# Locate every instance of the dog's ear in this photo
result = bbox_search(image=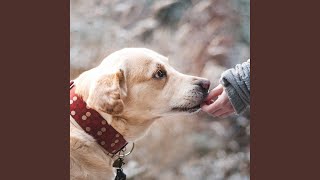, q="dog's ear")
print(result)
[86,69,127,115]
